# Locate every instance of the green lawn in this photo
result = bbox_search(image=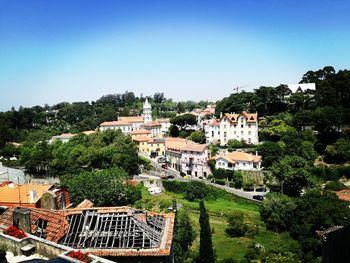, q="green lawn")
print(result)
[138,187,294,261]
